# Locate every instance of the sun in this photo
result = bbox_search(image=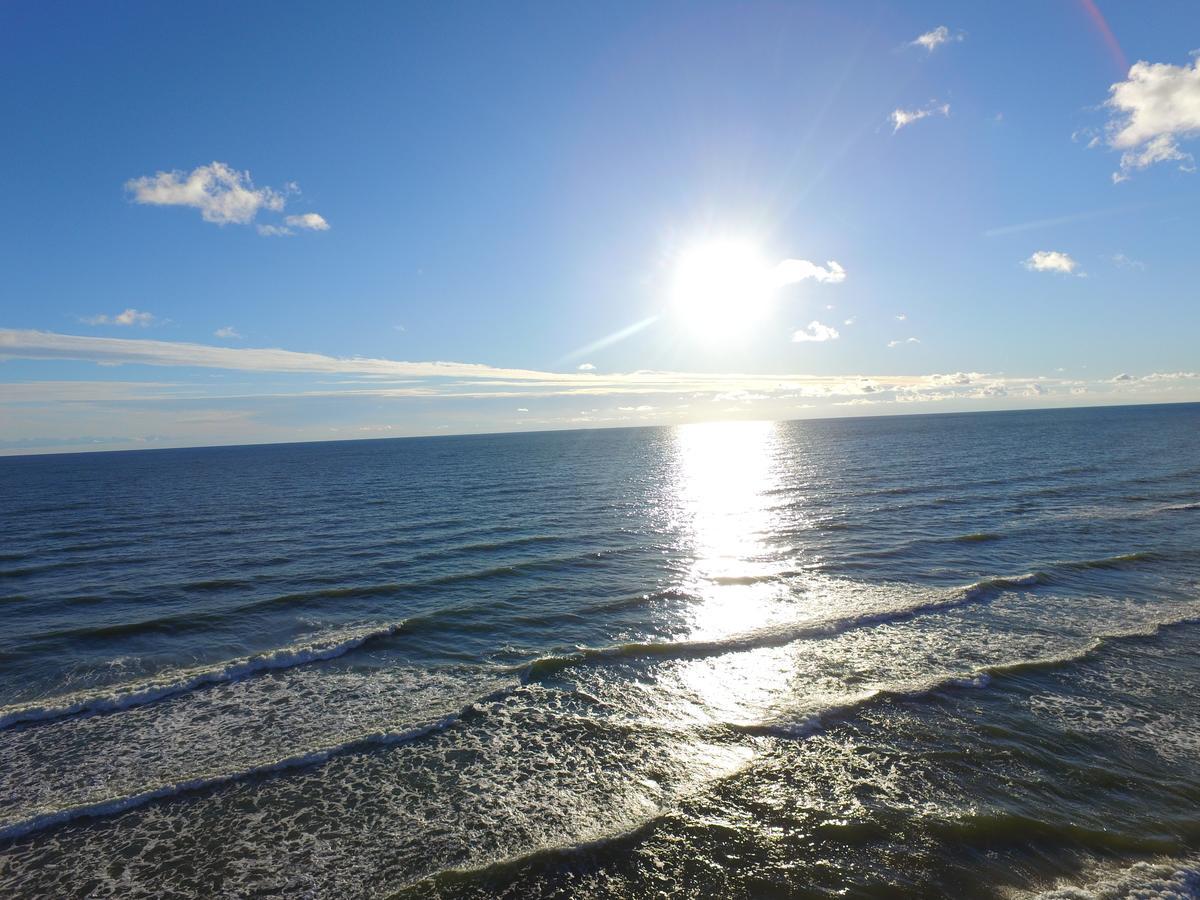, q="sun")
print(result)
[671,239,776,340]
